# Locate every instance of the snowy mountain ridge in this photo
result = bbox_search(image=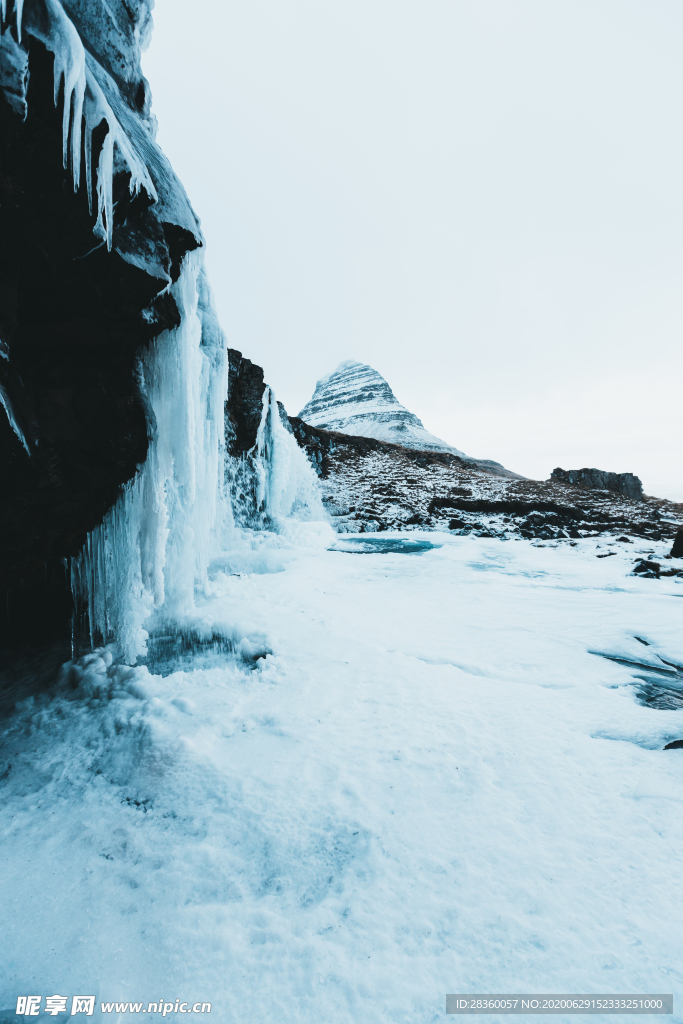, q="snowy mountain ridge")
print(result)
[298,359,467,456]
